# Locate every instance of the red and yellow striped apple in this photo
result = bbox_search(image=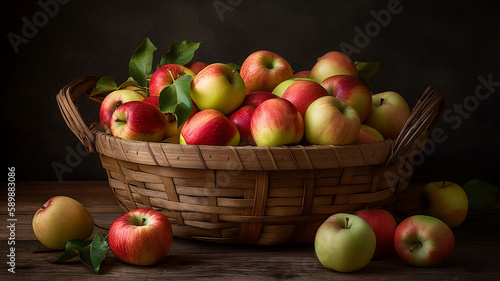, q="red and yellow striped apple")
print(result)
[293,70,310,78]
[185,61,208,74]
[180,109,240,146]
[241,91,277,108]
[271,77,315,97]
[282,80,329,117]
[365,91,411,140]
[355,124,385,144]
[99,89,145,127]
[308,51,358,82]
[240,50,293,93]
[250,98,304,146]
[149,64,196,97]
[229,105,256,146]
